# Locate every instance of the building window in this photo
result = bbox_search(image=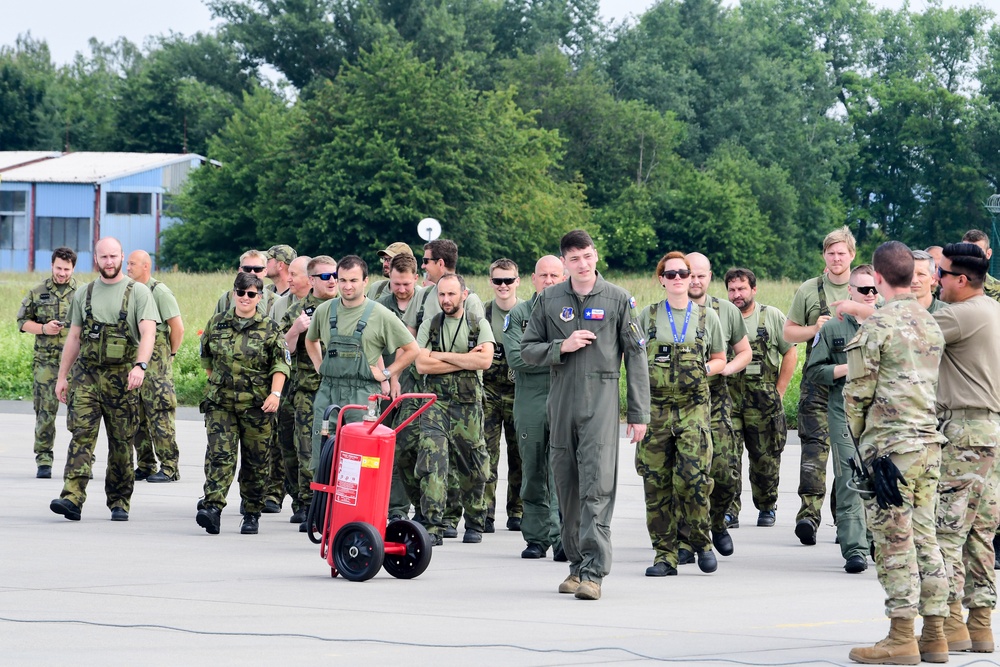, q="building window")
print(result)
[0,190,27,213]
[106,192,152,215]
[37,217,90,252]
[162,193,180,217]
